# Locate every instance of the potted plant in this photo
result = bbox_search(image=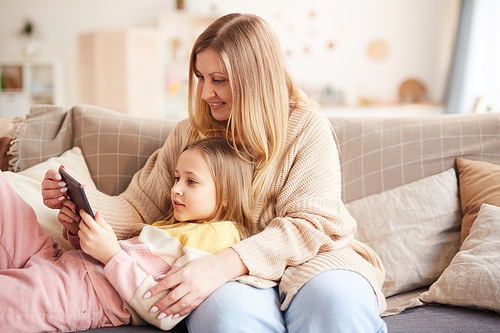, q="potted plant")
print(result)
[18,18,40,58]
